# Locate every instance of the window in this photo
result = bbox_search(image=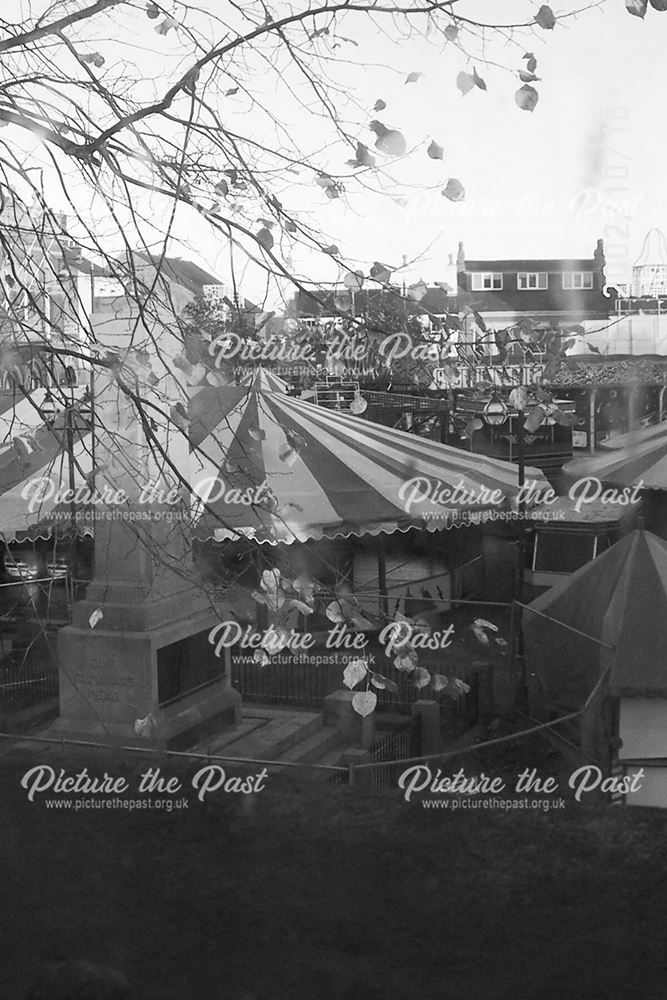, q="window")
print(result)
[562,271,593,290]
[517,272,548,290]
[471,272,503,291]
